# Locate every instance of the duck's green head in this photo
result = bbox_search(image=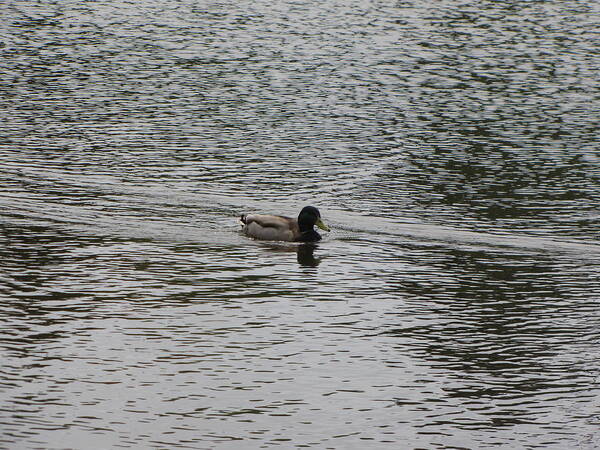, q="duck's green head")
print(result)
[298,206,330,233]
